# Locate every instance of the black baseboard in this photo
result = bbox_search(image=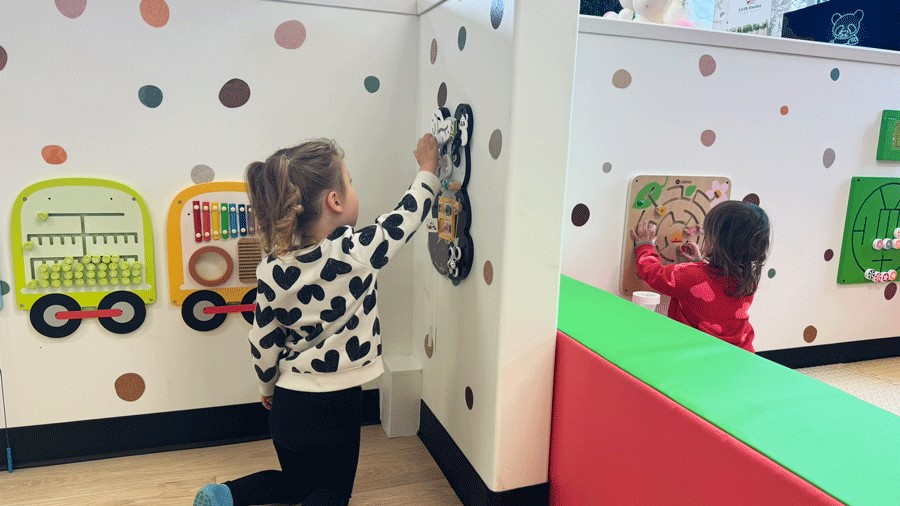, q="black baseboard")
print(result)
[4,389,380,469]
[418,401,549,506]
[758,336,900,369]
